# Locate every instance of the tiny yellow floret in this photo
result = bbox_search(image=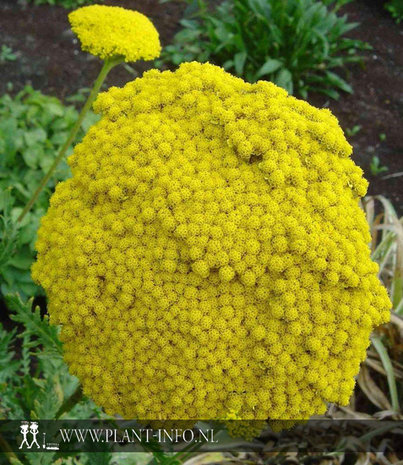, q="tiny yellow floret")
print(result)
[68,5,161,62]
